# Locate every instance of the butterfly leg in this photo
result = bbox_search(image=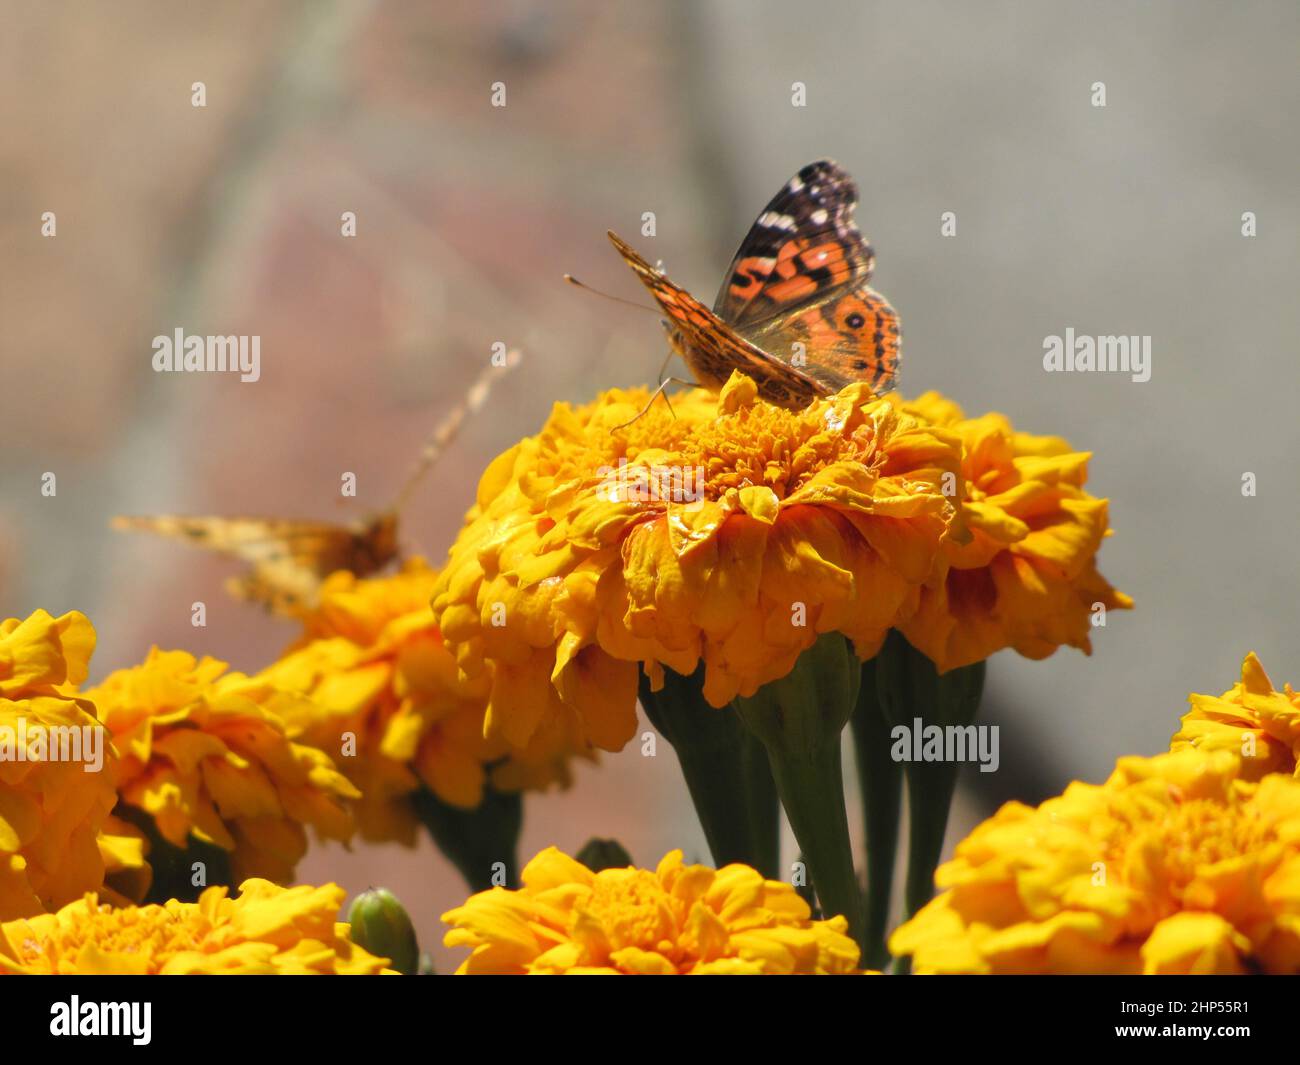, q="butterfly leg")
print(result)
[611,375,695,433]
